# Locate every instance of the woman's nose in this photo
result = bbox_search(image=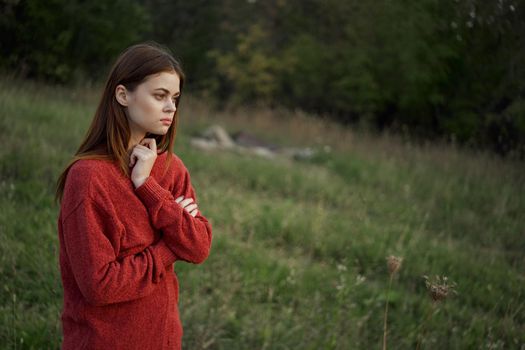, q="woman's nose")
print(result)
[165,100,176,112]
